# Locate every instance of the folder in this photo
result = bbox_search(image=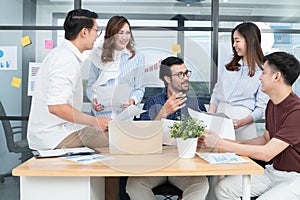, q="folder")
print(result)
[32,147,99,158]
